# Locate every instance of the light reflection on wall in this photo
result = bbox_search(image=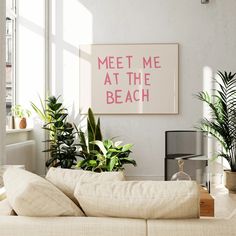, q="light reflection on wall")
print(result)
[51,0,93,126]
